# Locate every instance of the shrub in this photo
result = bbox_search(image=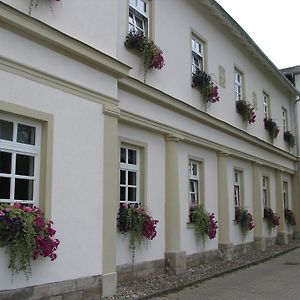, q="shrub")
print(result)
[236,100,256,124]
[263,207,280,232]
[0,203,59,279]
[234,206,254,238]
[264,118,279,139]
[284,208,296,226]
[117,204,158,263]
[189,204,218,244]
[192,70,220,104]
